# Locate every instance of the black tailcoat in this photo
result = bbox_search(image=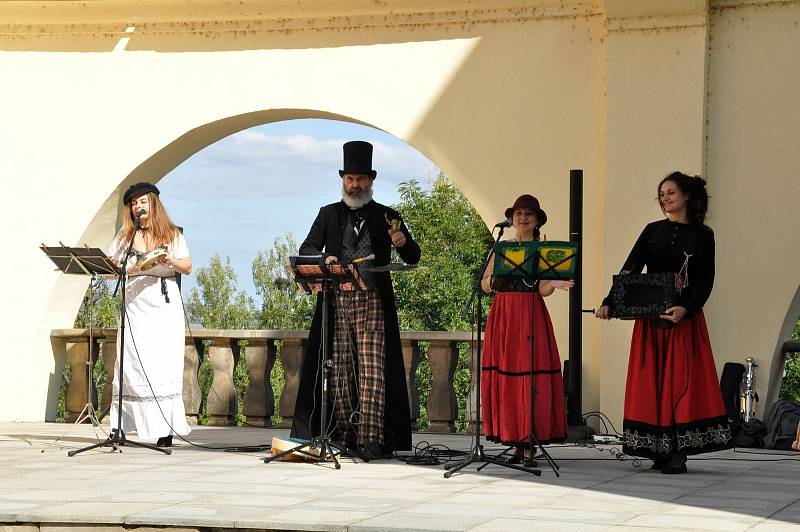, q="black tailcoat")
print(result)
[290,200,421,451]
